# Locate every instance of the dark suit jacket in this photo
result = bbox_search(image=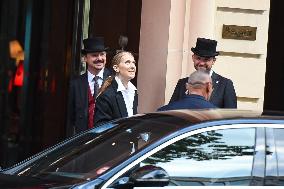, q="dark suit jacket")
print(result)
[94,79,138,127]
[158,94,216,111]
[66,68,111,137]
[170,72,237,108]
